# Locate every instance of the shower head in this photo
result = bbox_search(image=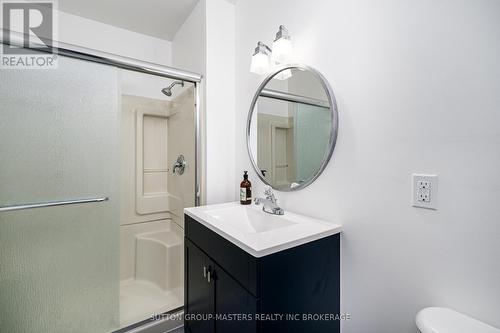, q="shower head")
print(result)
[161,81,184,97]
